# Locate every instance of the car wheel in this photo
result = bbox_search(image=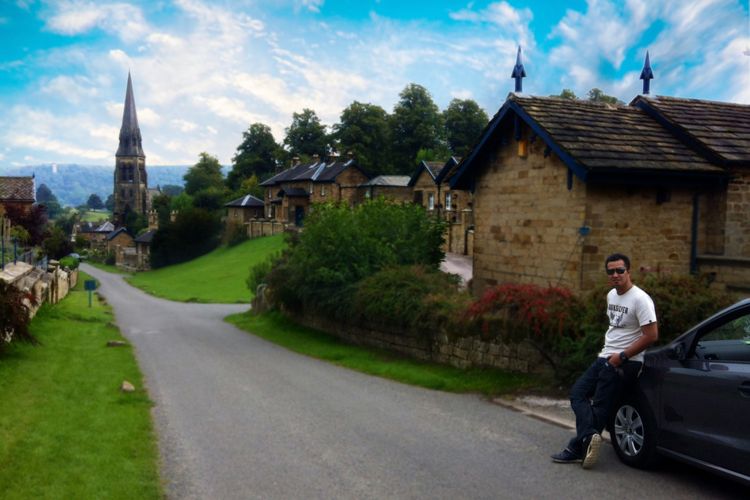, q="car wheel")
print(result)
[610,396,658,468]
